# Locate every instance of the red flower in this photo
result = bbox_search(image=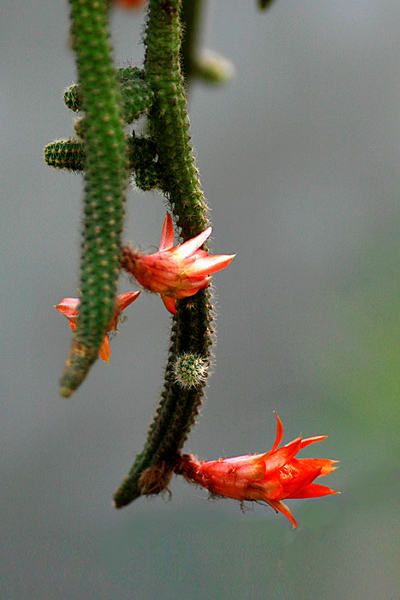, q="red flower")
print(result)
[121,213,235,314]
[55,291,140,364]
[178,414,338,528]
